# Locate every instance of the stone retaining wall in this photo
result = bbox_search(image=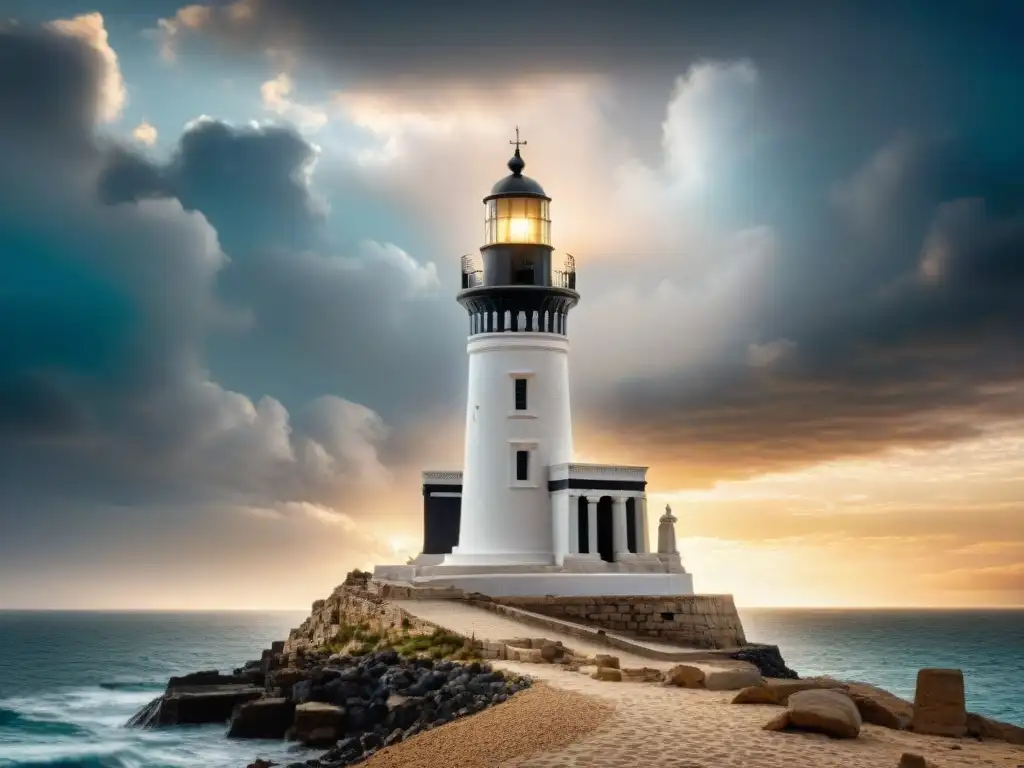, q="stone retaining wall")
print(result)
[490,594,746,649]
